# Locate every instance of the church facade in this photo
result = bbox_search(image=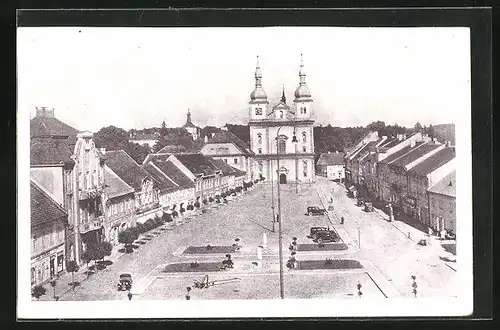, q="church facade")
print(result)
[248,55,315,184]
